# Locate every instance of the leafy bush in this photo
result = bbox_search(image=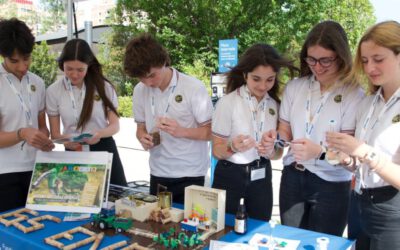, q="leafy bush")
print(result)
[30,41,58,87]
[118,96,133,118]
